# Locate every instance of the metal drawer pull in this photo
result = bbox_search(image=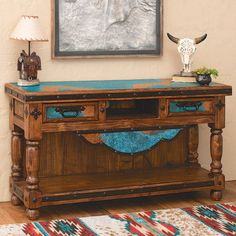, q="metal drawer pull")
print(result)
[55,106,86,118]
[176,101,202,112]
